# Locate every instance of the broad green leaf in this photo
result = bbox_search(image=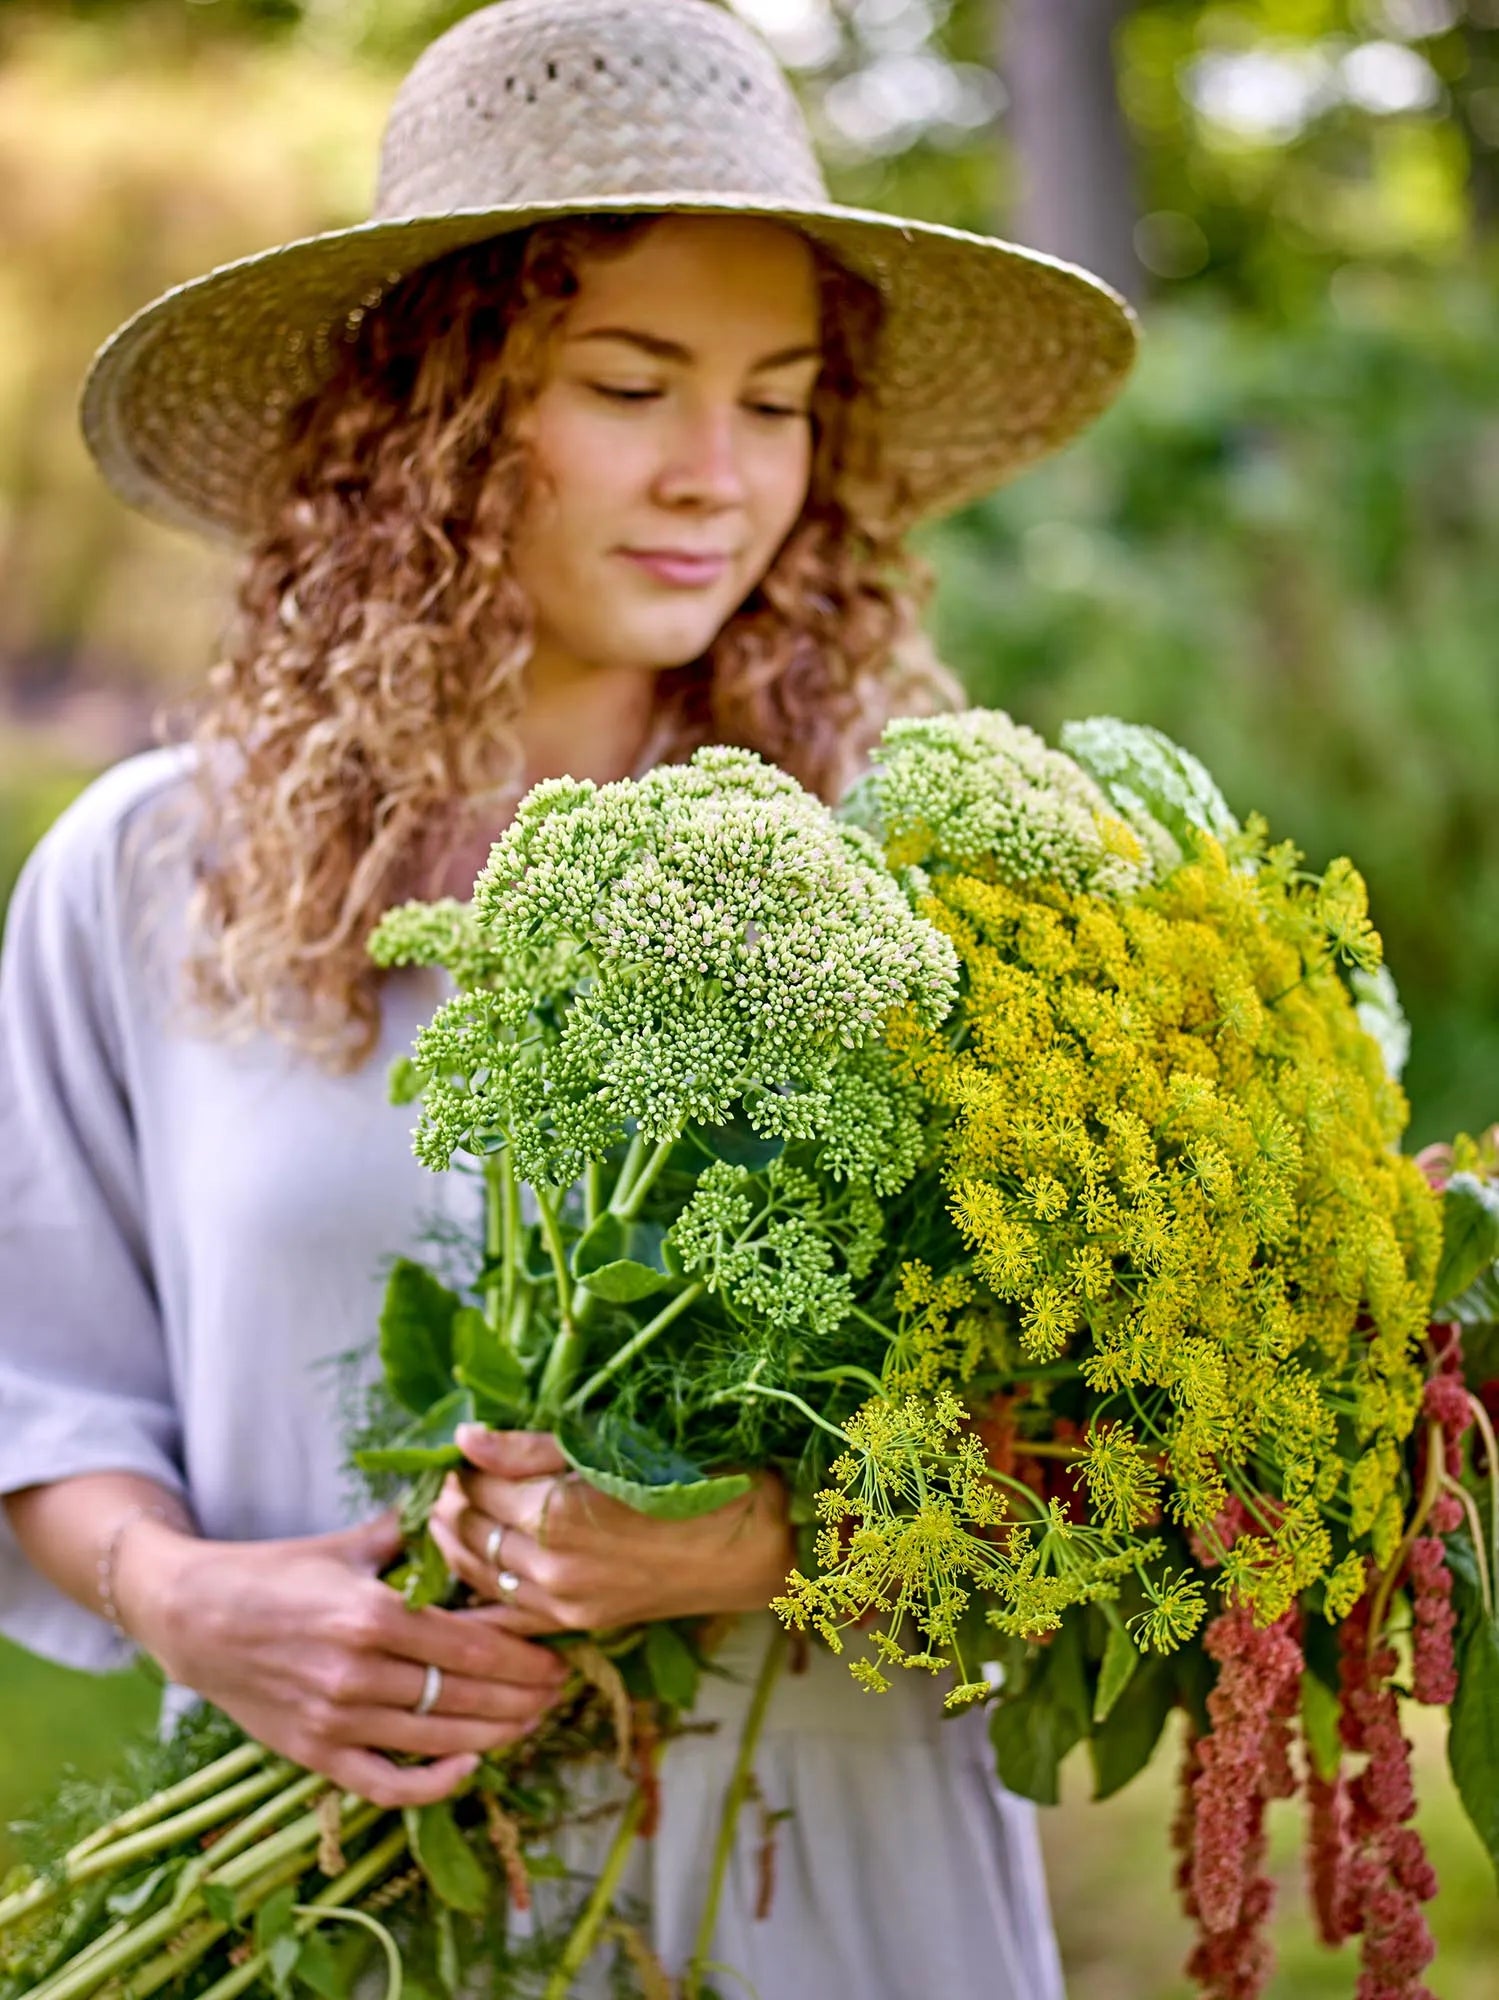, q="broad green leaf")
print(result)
[292,1931,343,1999]
[1433,1174,1499,1311]
[1447,1528,1499,1886]
[1089,1649,1175,1801]
[570,1215,675,1302]
[202,1881,238,1926]
[566,1457,751,1520]
[683,1110,783,1172]
[394,1528,453,1609]
[269,1929,302,1998]
[989,1617,1090,1806]
[254,1884,298,1952]
[559,1416,755,1520]
[404,1802,490,1917]
[645,1622,701,1710]
[1093,1622,1138,1725]
[1450,1265,1499,1331]
[558,1424,751,1520]
[353,1388,471,1475]
[379,1259,462,1414]
[1302,1668,1341,1784]
[435,1905,461,1996]
[452,1308,530,1423]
